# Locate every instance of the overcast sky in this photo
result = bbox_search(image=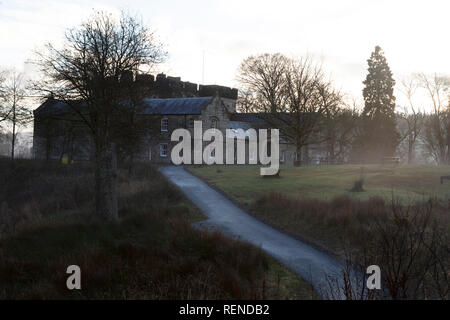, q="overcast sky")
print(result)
[1,0,449,108]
